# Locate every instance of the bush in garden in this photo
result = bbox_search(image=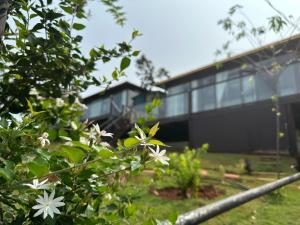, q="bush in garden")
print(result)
[168,144,208,198]
[0,0,172,223]
[0,99,169,224]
